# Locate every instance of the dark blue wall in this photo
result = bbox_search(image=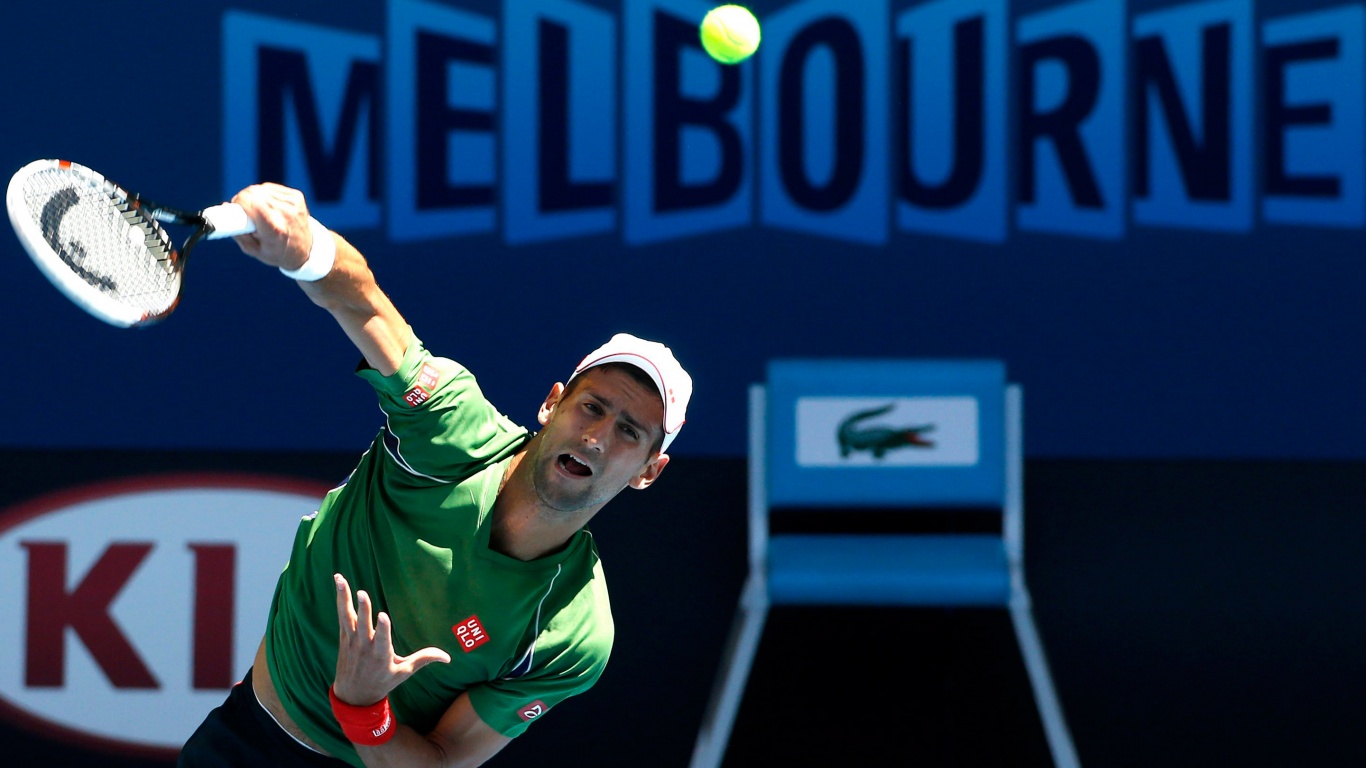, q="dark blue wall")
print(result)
[3,0,1365,459]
